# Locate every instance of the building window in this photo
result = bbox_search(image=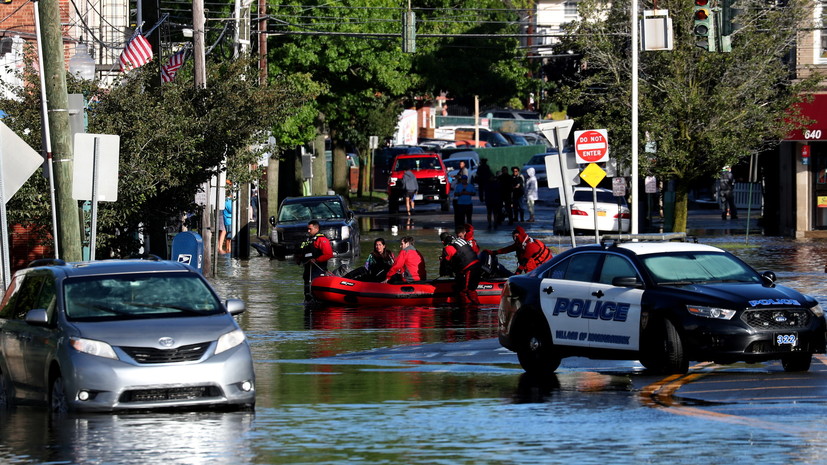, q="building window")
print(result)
[817,1,827,62]
[564,0,578,18]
